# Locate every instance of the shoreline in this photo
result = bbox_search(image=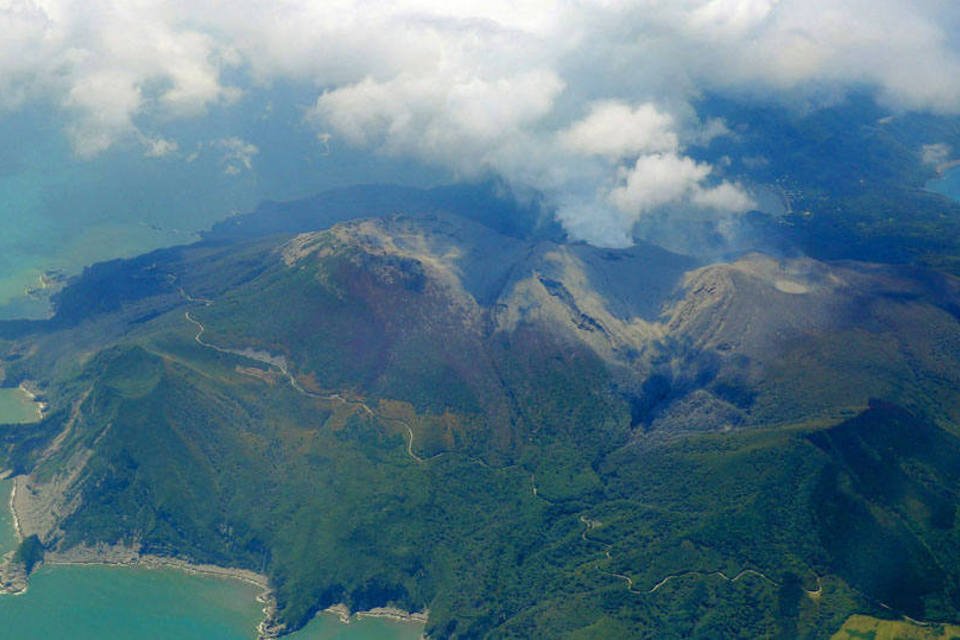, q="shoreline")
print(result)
[323,602,429,626]
[40,546,280,639]
[16,383,47,421]
[8,479,21,543]
[41,555,429,637]
[24,546,429,637]
[43,552,270,590]
[2,477,428,638]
